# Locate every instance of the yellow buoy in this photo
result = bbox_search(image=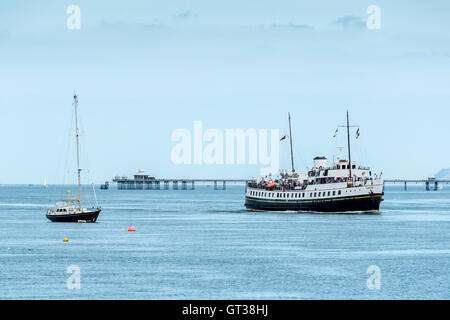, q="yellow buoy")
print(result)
[67,189,71,194]
[63,237,69,242]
